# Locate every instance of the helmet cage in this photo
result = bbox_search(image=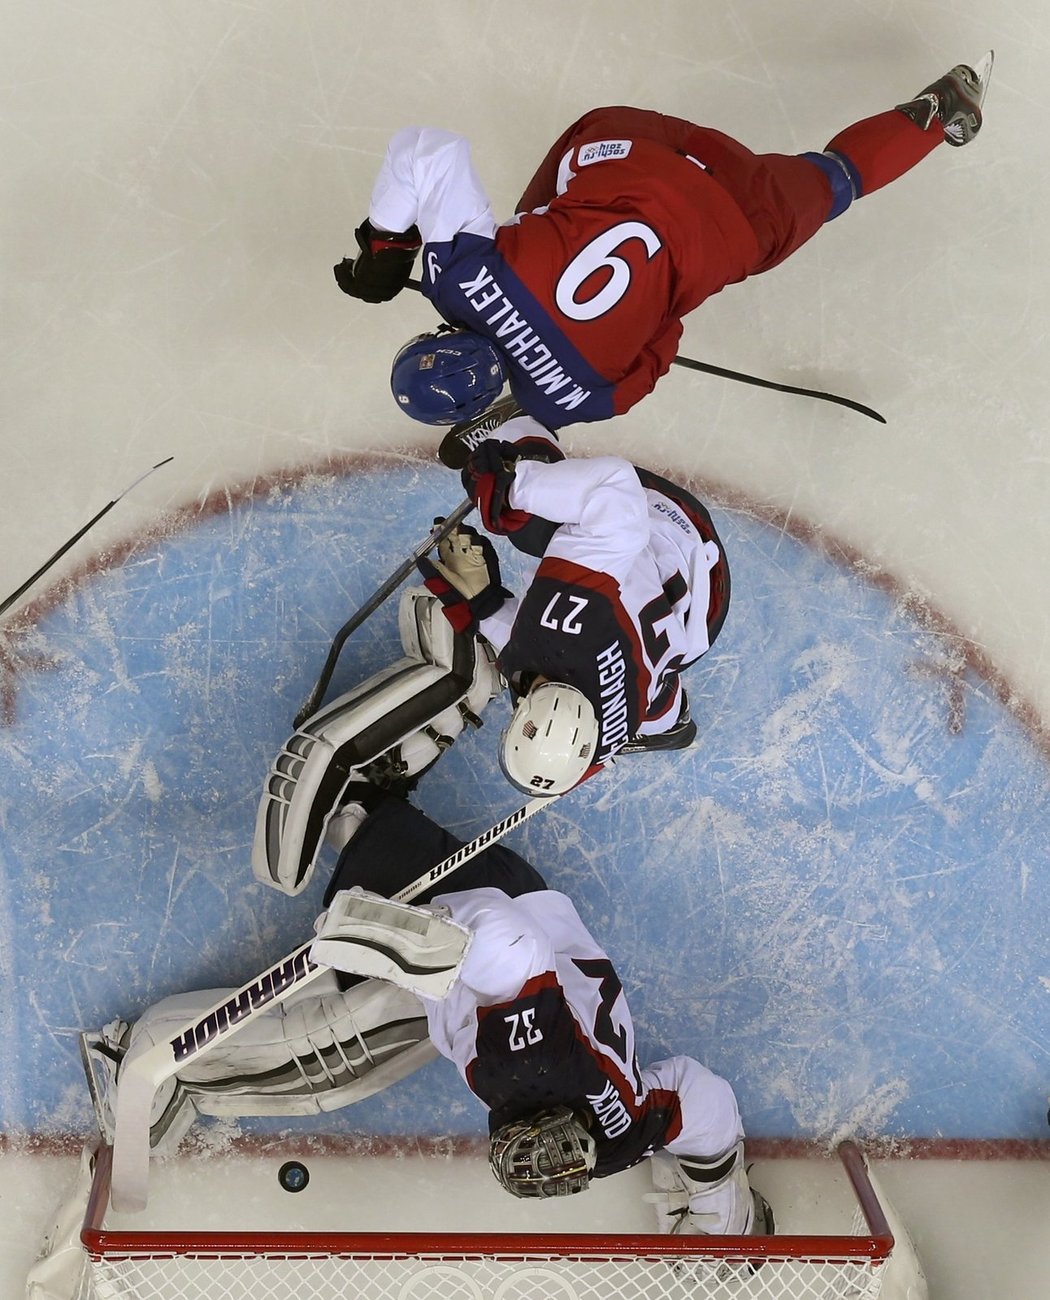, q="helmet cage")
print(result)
[489,1107,597,1199]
